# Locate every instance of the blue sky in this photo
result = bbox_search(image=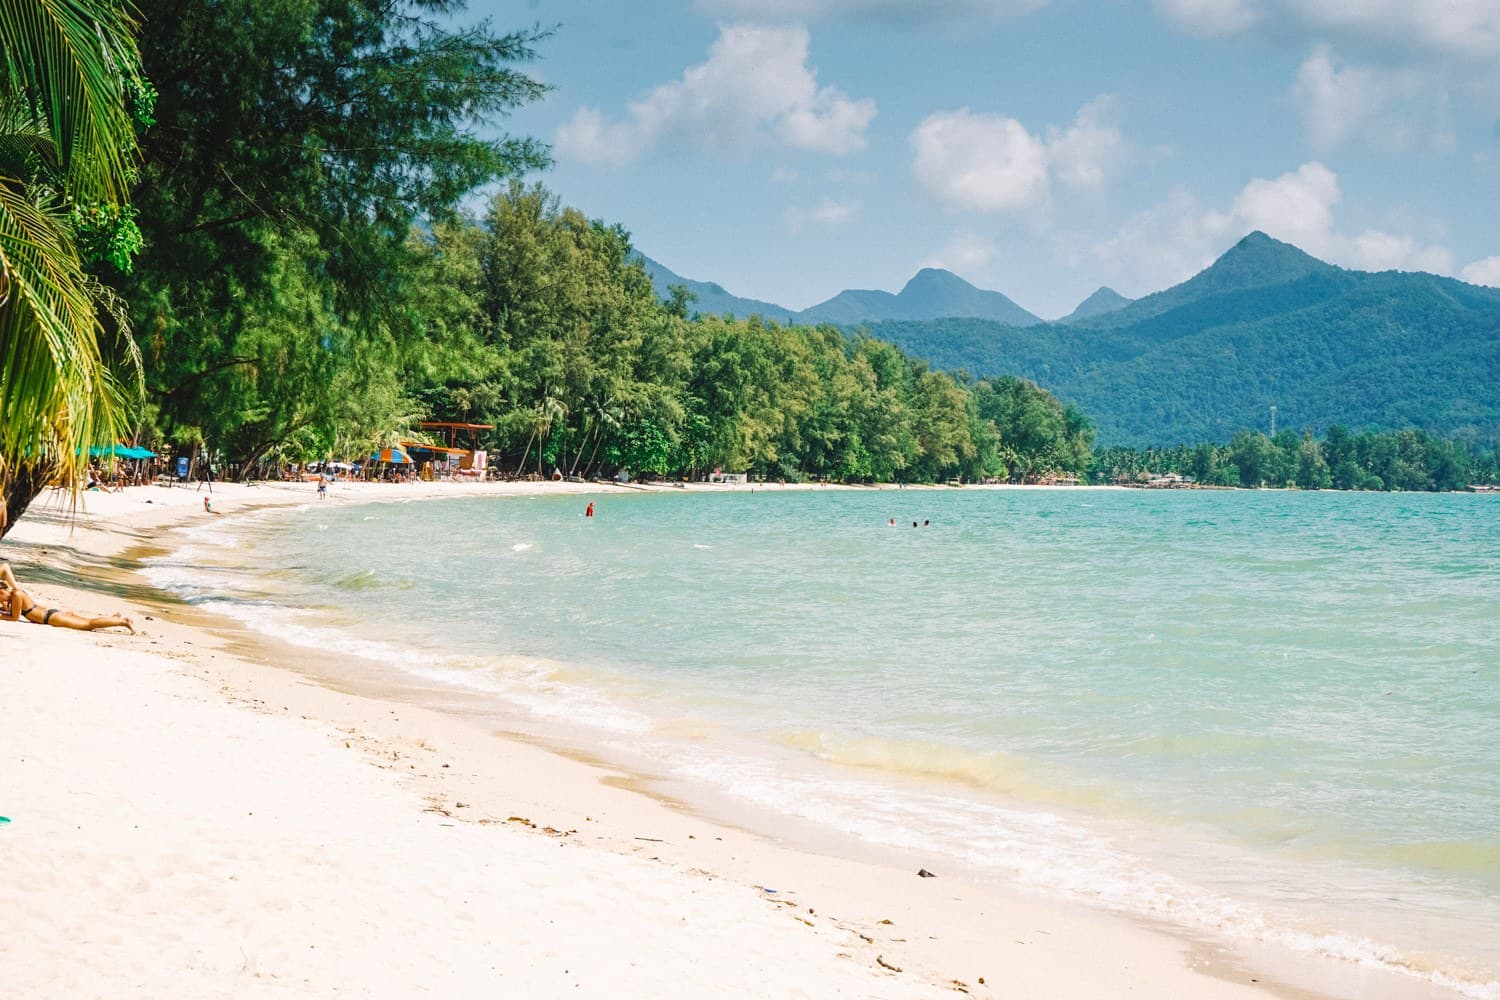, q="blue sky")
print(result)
[477,0,1500,320]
